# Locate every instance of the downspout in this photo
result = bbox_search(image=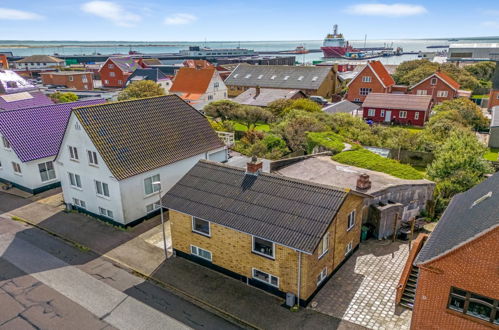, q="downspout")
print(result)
[296,251,302,307]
